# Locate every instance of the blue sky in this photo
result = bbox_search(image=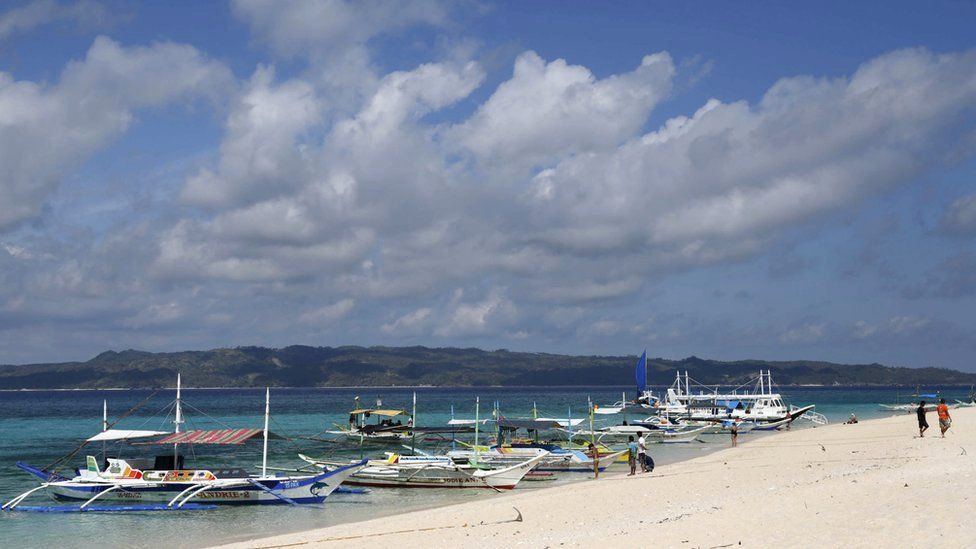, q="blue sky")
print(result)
[1,0,975,371]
